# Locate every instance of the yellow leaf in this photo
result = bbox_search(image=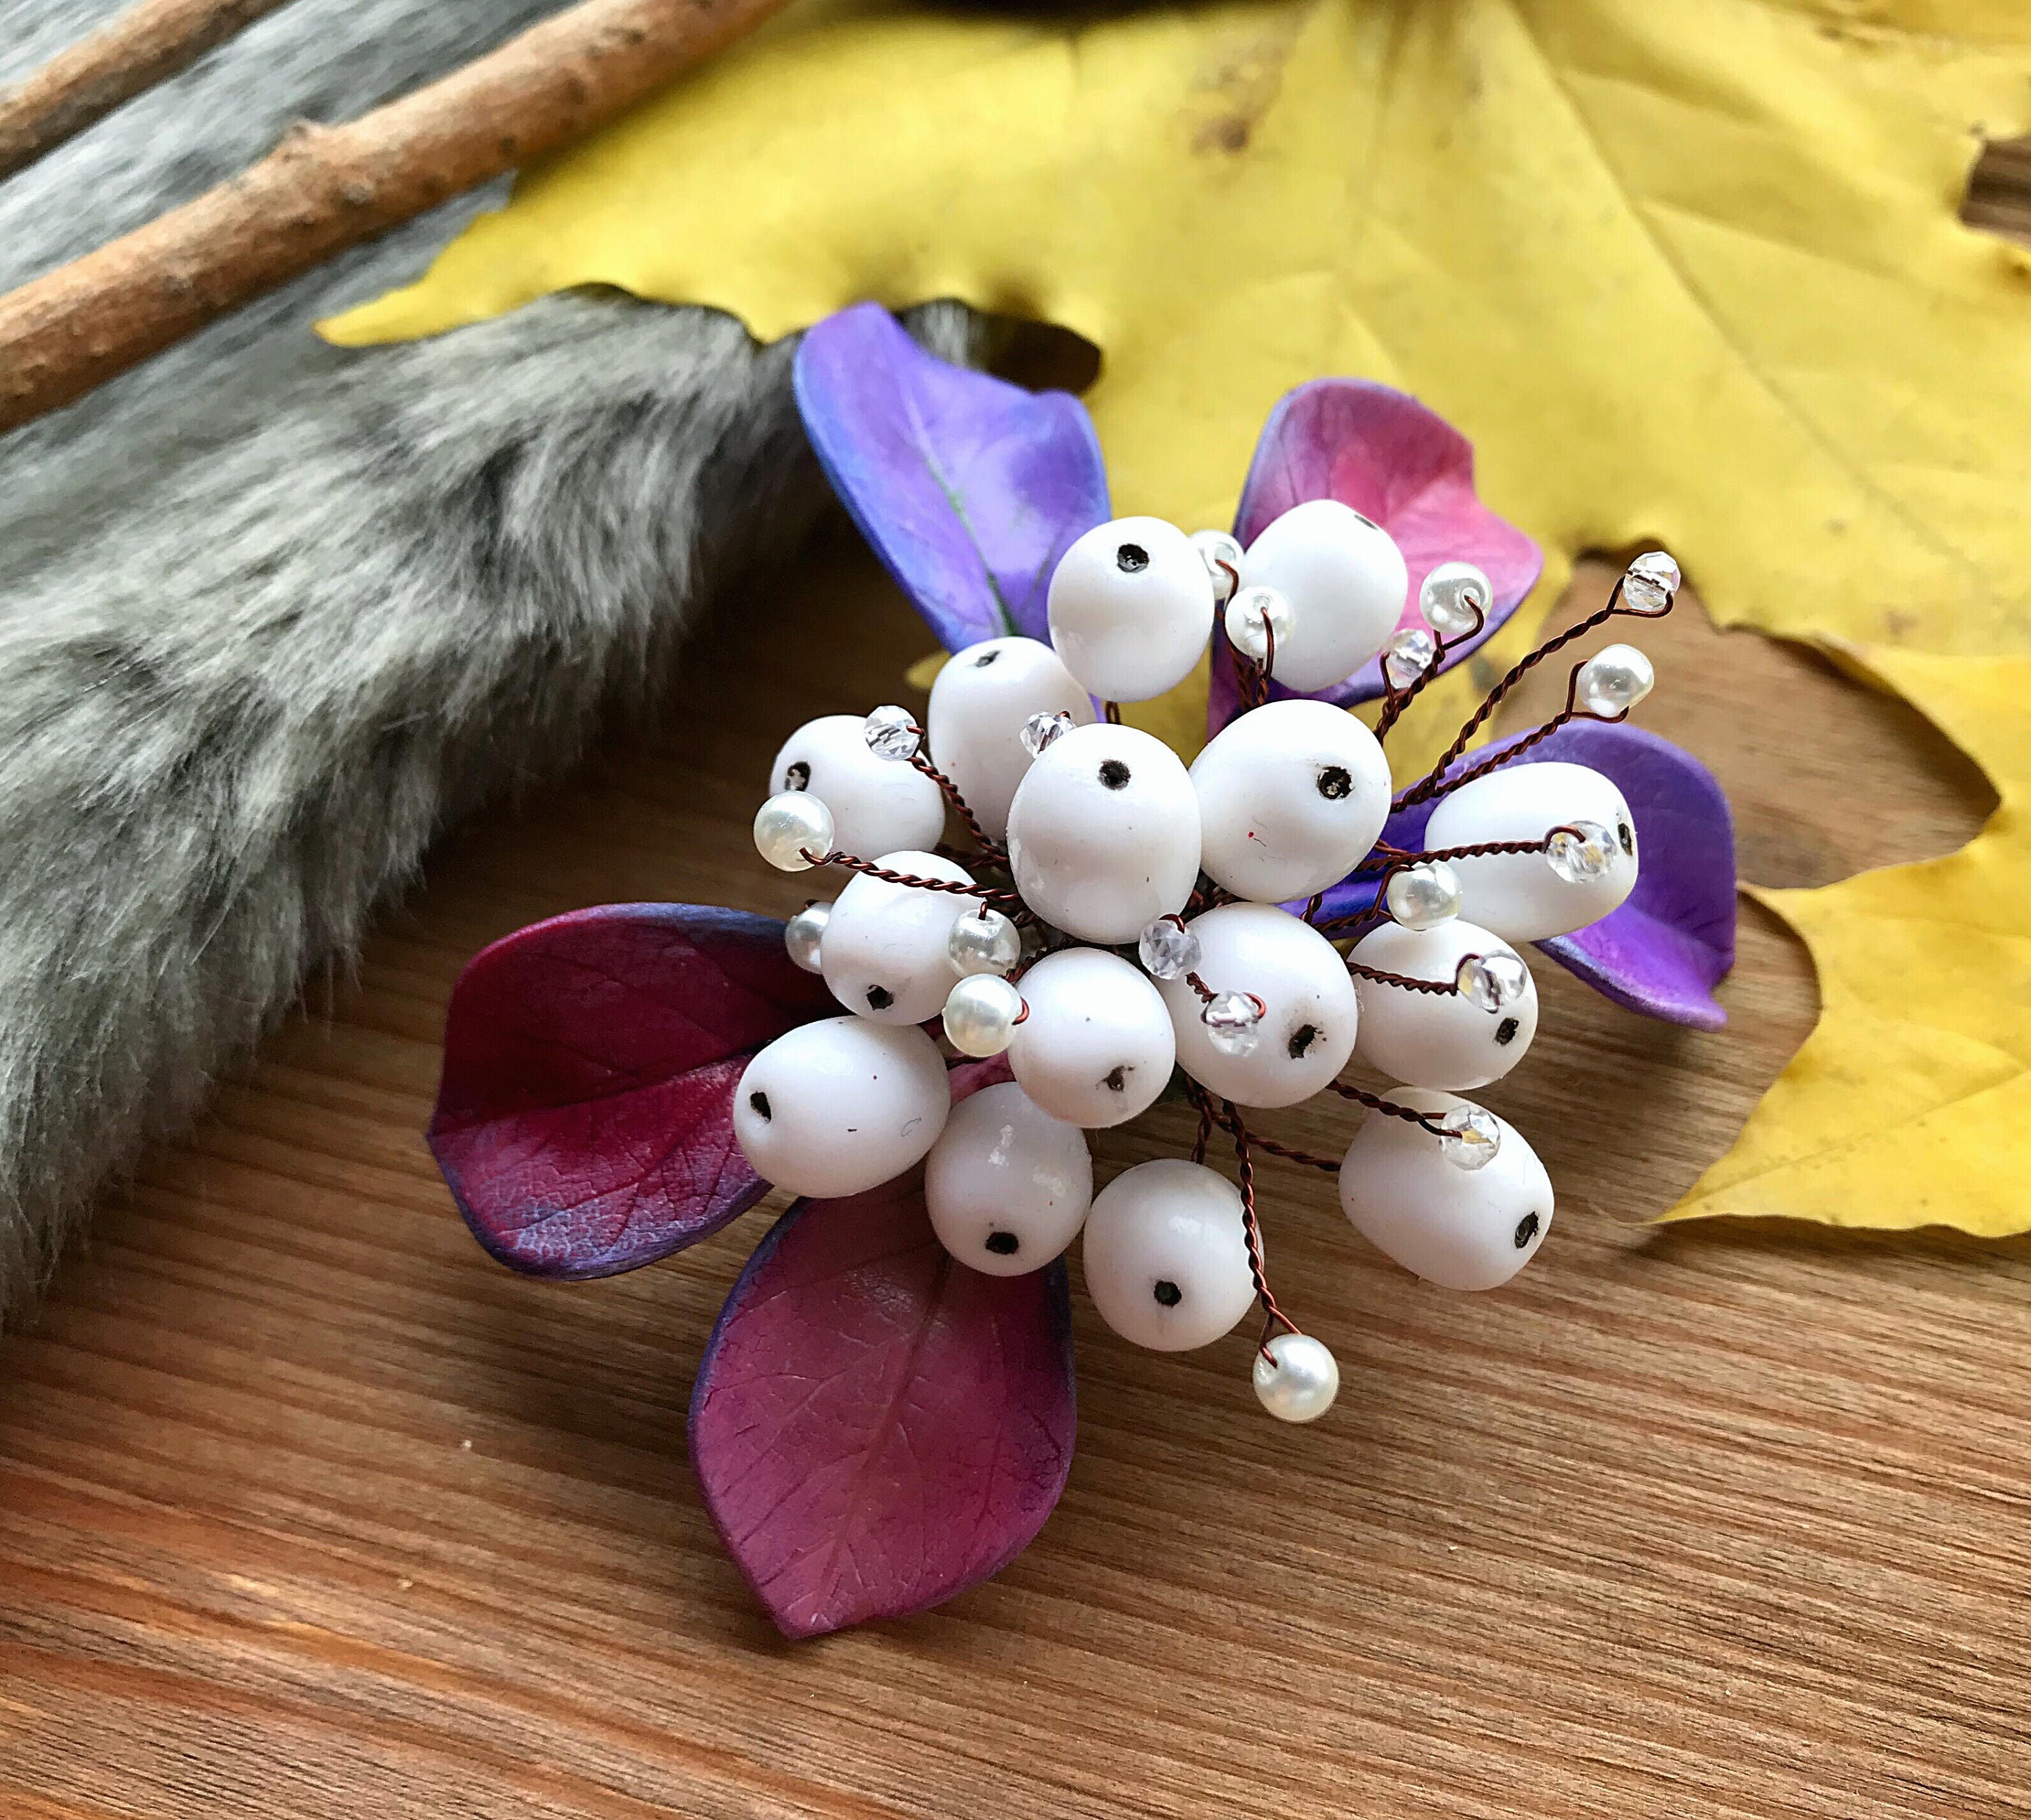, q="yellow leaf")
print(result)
[1669,649,2031,1233]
